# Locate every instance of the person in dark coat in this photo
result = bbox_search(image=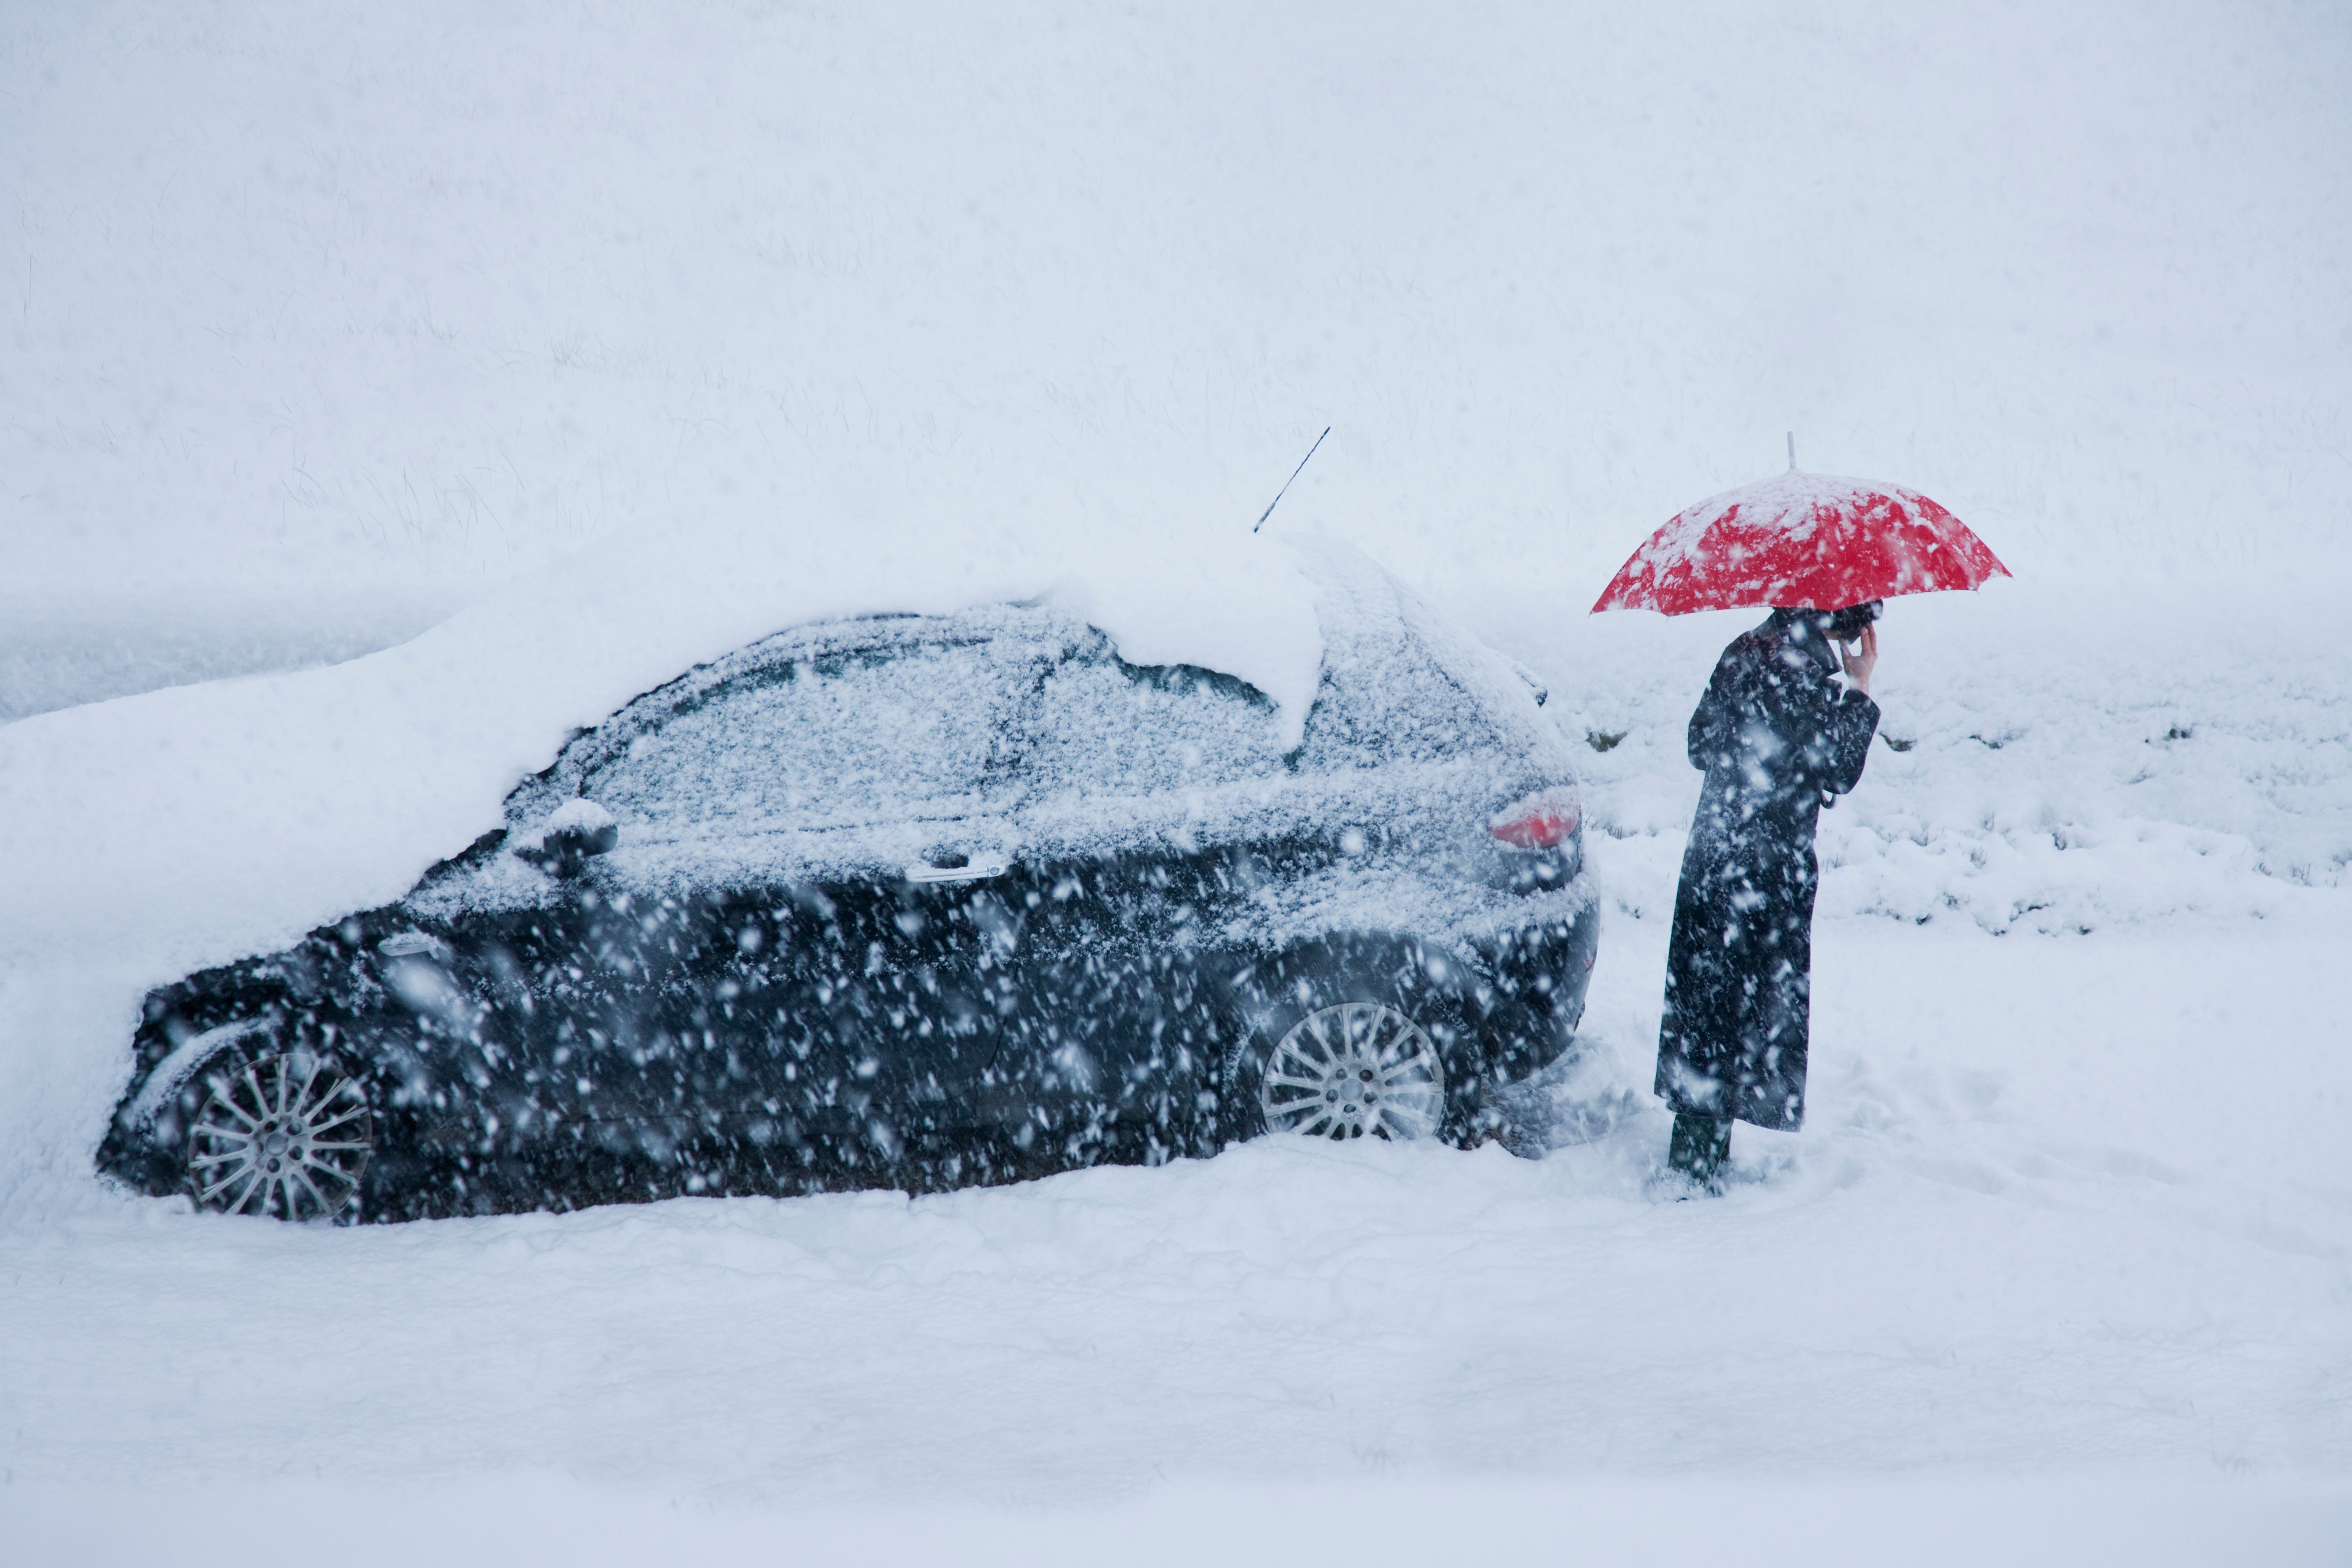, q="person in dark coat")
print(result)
[1655,601,1882,1191]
